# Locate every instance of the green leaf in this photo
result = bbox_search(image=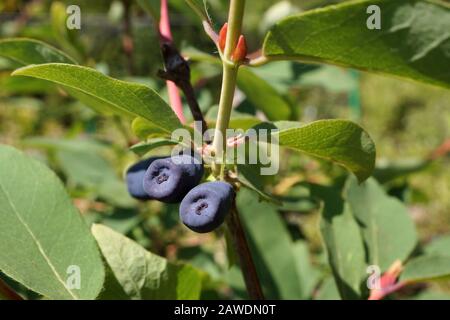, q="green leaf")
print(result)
[0,40,113,115]
[12,64,181,134]
[64,87,125,116]
[312,183,367,300]
[0,145,104,299]
[237,67,292,121]
[96,209,143,236]
[315,276,341,300]
[263,0,450,89]
[413,290,450,300]
[374,158,430,184]
[424,235,450,257]
[400,255,450,283]
[132,117,171,140]
[92,224,202,300]
[292,240,321,299]
[0,38,77,65]
[345,177,418,271]
[276,120,376,182]
[97,264,130,300]
[130,138,179,156]
[237,189,303,299]
[278,185,319,213]
[271,121,303,131]
[0,76,54,95]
